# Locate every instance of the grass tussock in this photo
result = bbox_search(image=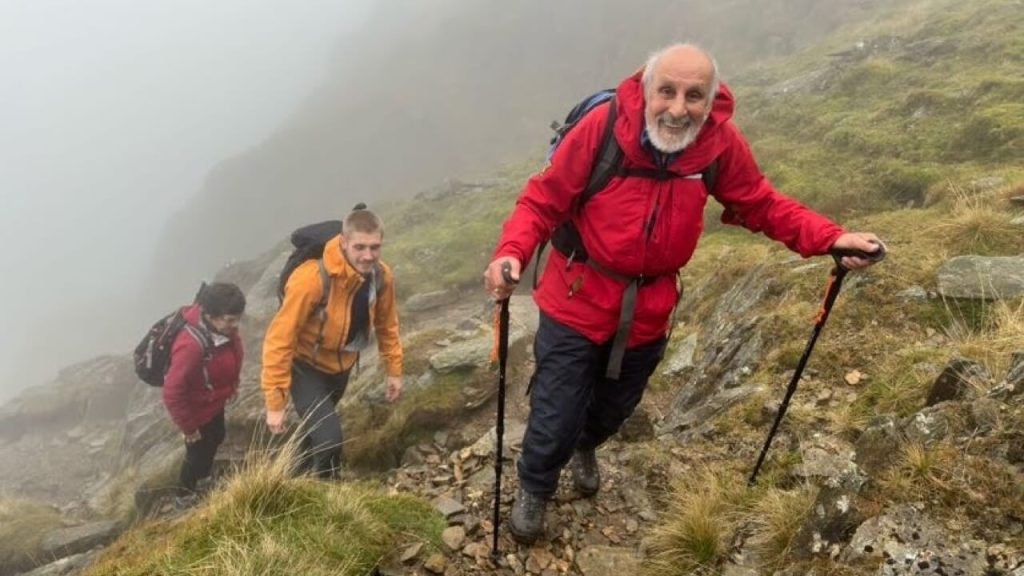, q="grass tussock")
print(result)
[879,440,1024,522]
[643,466,824,575]
[643,468,745,575]
[937,296,1024,379]
[929,183,1024,256]
[0,496,64,574]
[749,484,817,571]
[84,438,445,576]
[852,348,946,419]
